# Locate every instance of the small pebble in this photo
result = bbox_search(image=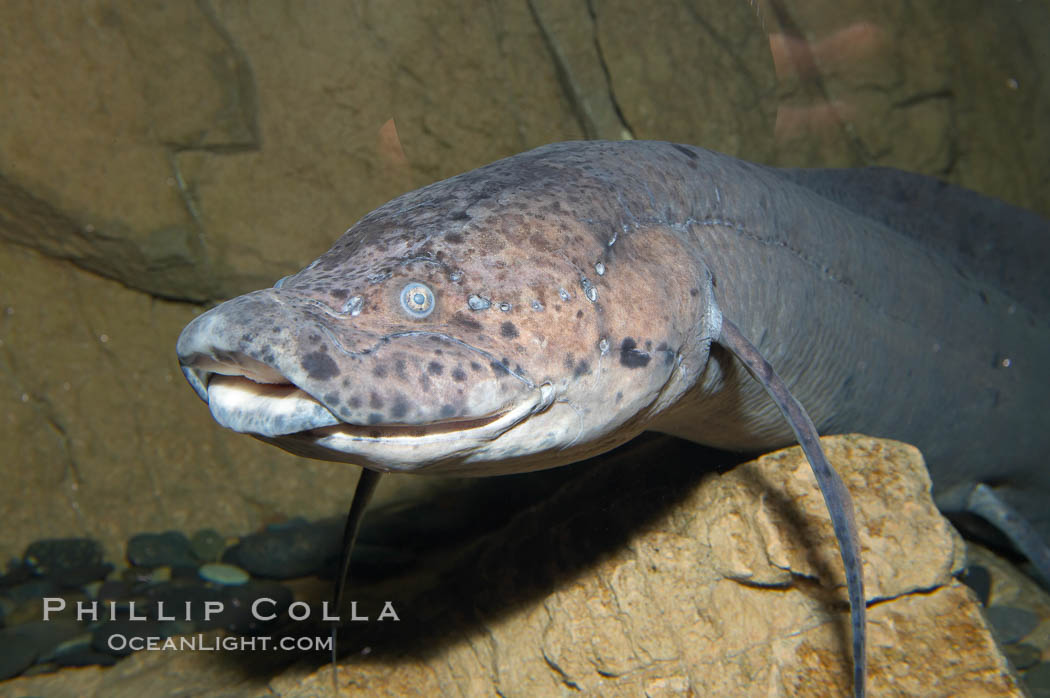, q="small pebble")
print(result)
[39,633,93,663]
[0,561,33,590]
[23,538,106,587]
[224,520,342,579]
[95,579,133,602]
[126,531,197,569]
[53,648,118,668]
[960,564,991,606]
[1004,642,1042,671]
[189,529,226,563]
[199,562,250,586]
[0,626,38,679]
[0,620,84,679]
[4,578,59,604]
[985,605,1040,644]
